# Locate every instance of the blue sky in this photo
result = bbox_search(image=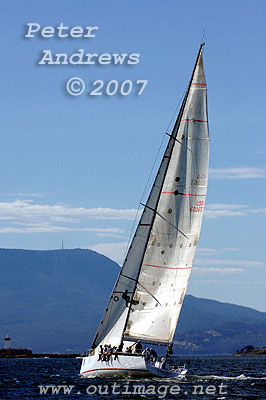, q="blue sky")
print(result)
[1,0,266,311]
